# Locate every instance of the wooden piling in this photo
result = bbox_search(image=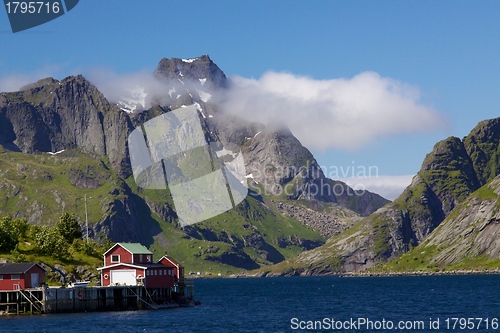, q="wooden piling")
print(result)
[0,281,194,315]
